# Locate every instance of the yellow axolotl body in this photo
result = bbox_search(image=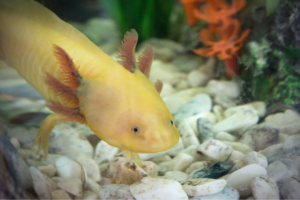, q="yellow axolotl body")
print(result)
[0,0,179,160]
